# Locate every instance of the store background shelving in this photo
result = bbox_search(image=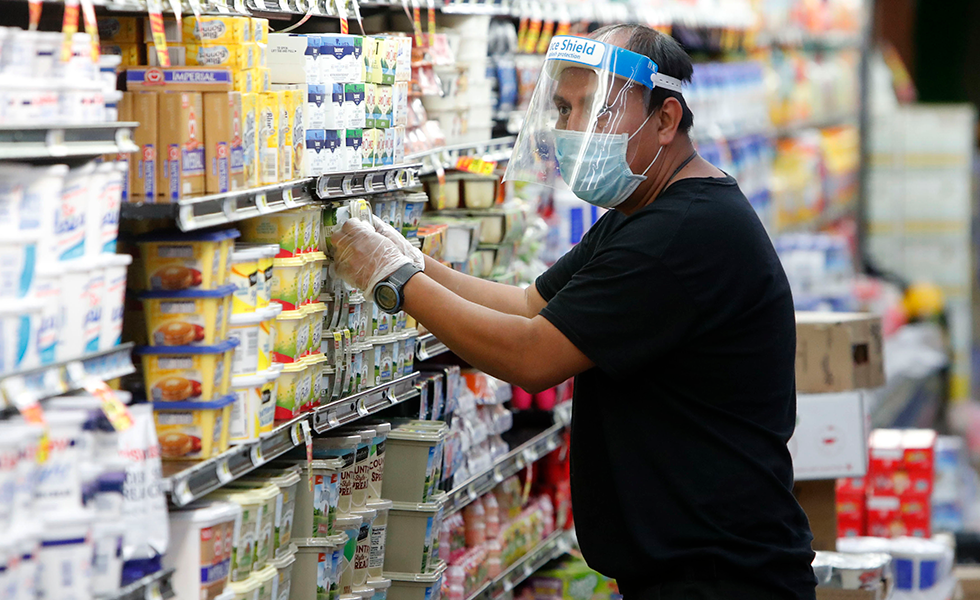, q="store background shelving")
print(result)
[0,122,139,160]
